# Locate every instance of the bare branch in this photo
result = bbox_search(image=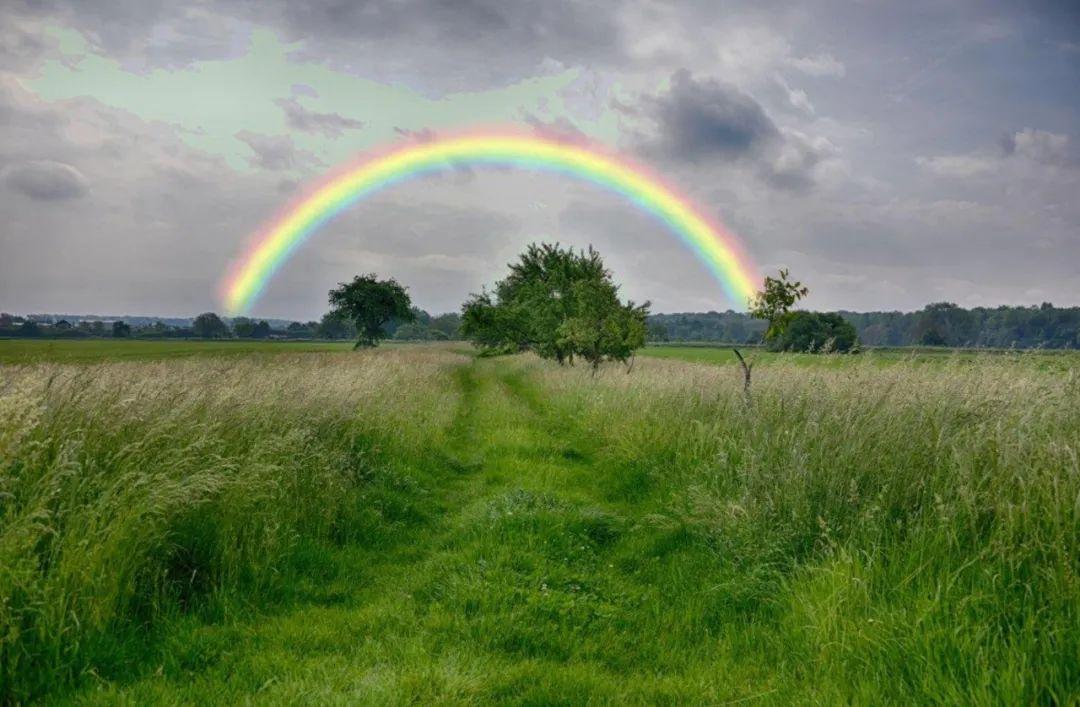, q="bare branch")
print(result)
[732,347,753,406]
